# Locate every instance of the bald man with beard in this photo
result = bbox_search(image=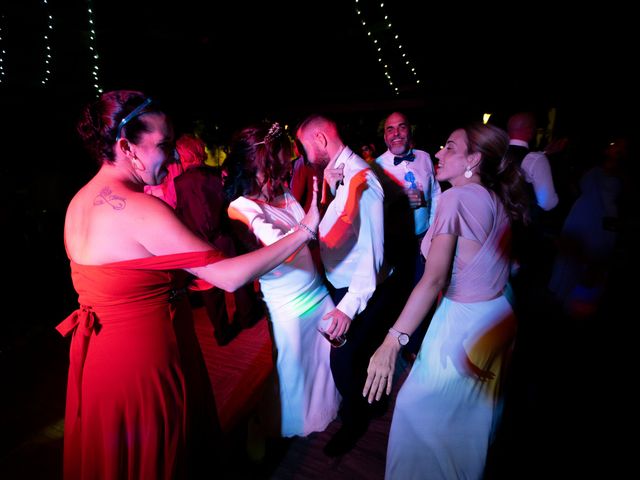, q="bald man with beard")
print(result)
[296,115,400,456]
